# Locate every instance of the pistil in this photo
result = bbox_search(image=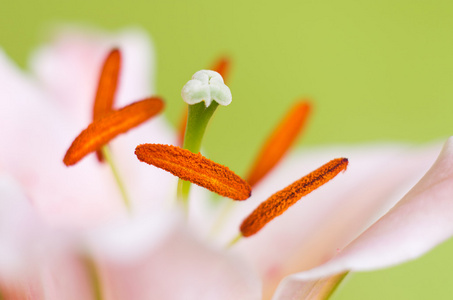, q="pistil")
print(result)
[177,57,231,146]
[177,101,219,207]
[177,70,232,210]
